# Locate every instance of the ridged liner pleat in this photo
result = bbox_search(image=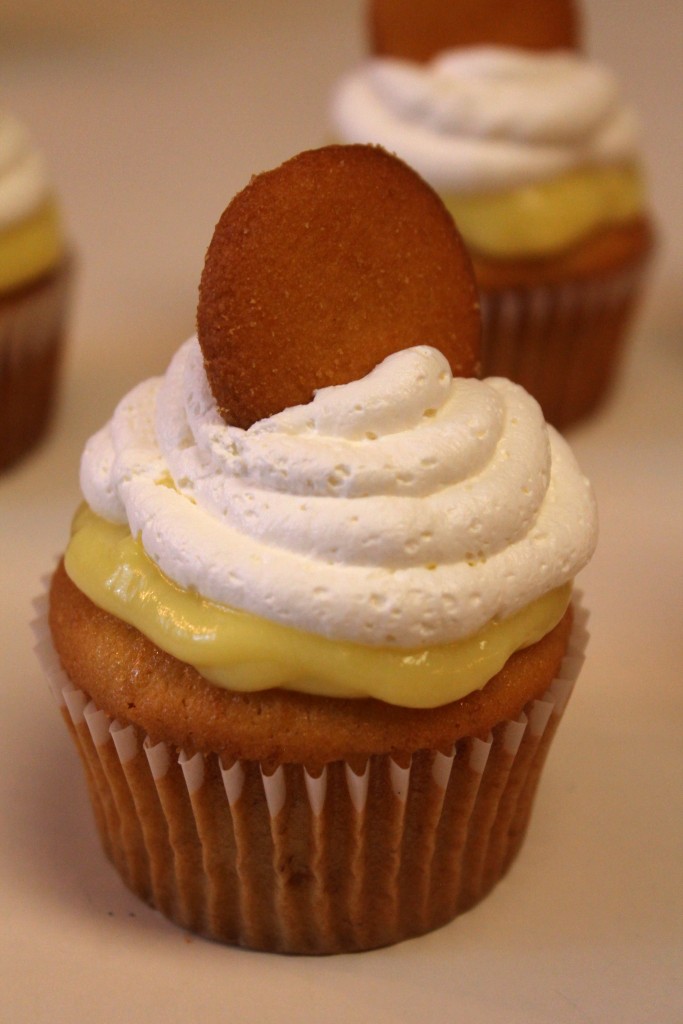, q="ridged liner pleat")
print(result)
[33,587,589,955]
[479,255,650,430]
[0,260,71,470]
